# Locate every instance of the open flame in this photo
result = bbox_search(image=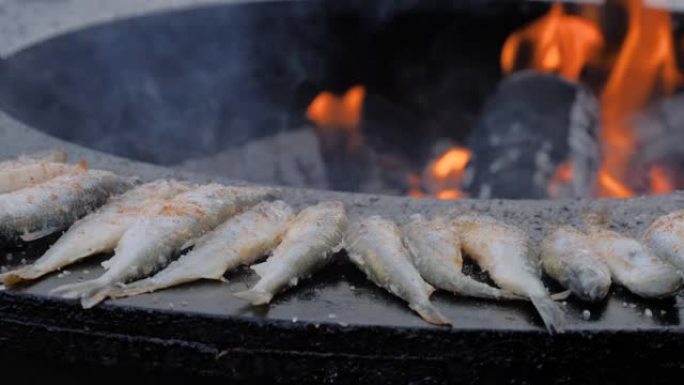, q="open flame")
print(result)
[503,0,681,198]
[306,85,366,150]
[306,1,680,200]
